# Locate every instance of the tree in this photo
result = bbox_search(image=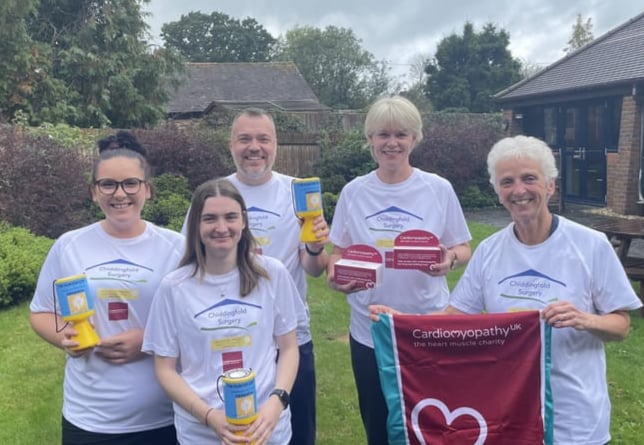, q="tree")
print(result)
[0,0,39,121]
[405,53,431,87]
[4,0,184,128]
[518,58,544,79]
[399,53,433,112]
[424,22,522,113]
[161,11,276,62]
[274,25,390,109]
[564,14,594,54]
